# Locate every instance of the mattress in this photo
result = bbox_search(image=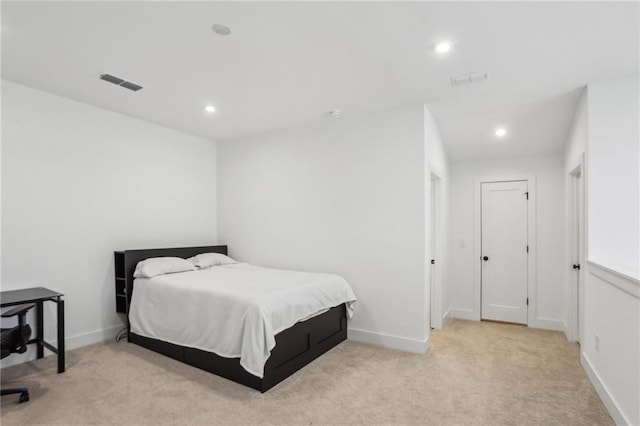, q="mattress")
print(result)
[128,263,356,378]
